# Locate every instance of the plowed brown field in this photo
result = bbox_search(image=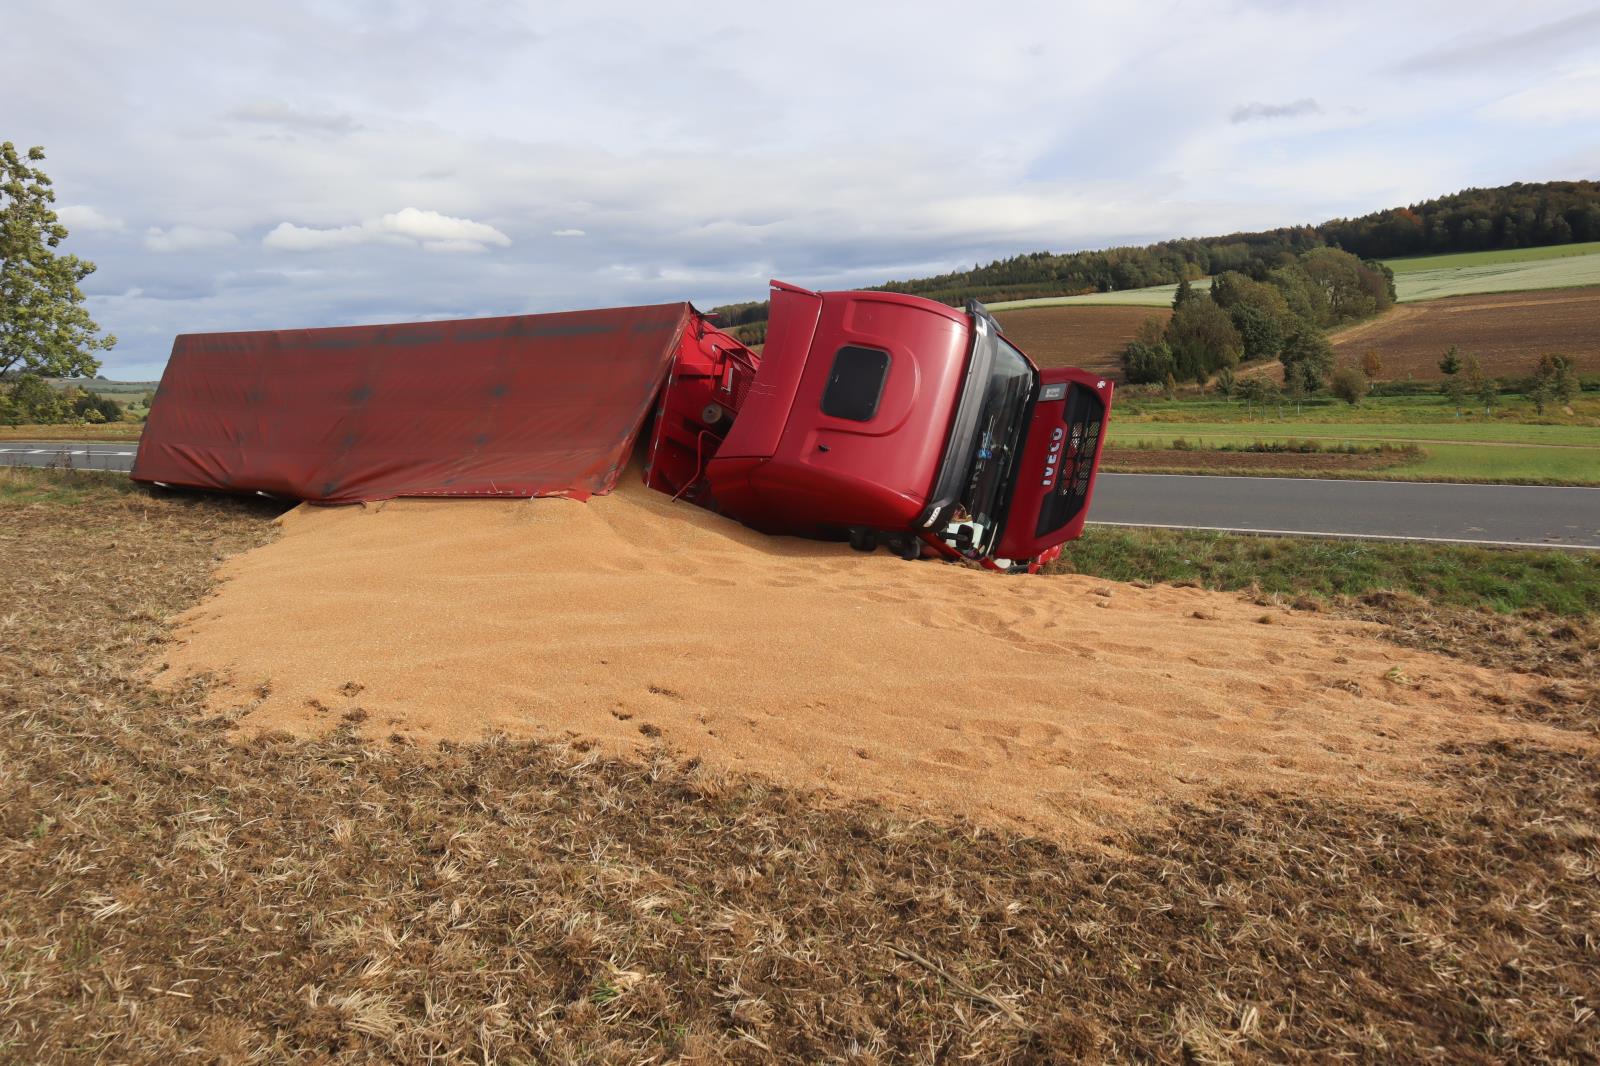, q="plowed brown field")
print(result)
[1331,288,1600,380]
[997,304,1169,378]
